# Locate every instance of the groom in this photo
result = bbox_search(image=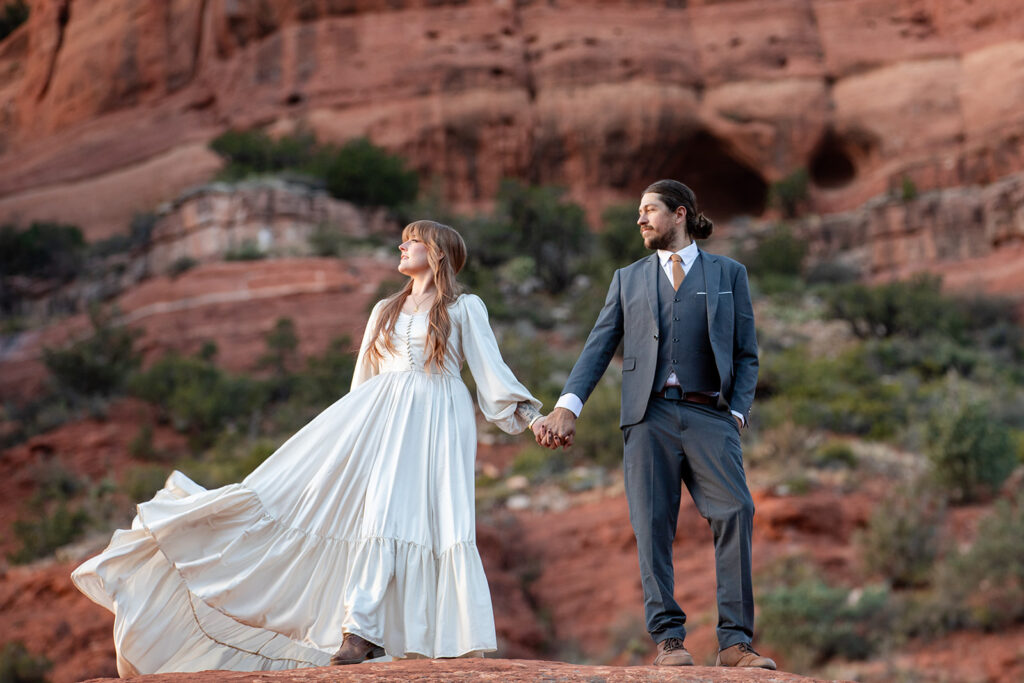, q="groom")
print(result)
[536,179,774,669]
